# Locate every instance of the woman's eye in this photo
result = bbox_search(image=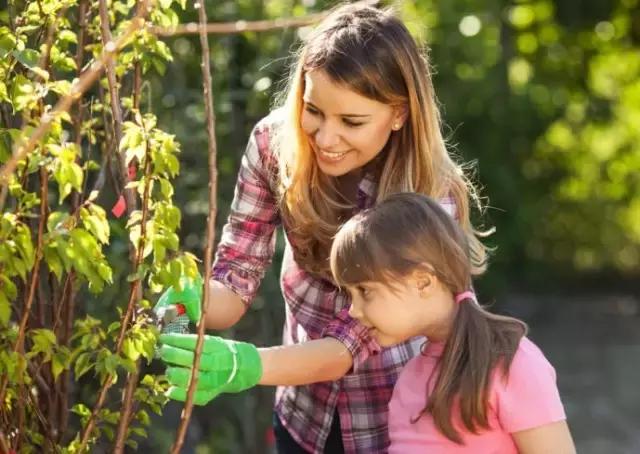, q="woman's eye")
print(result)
[343,118,364,128]
[305,105,321,116]
[358,286,371,298]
